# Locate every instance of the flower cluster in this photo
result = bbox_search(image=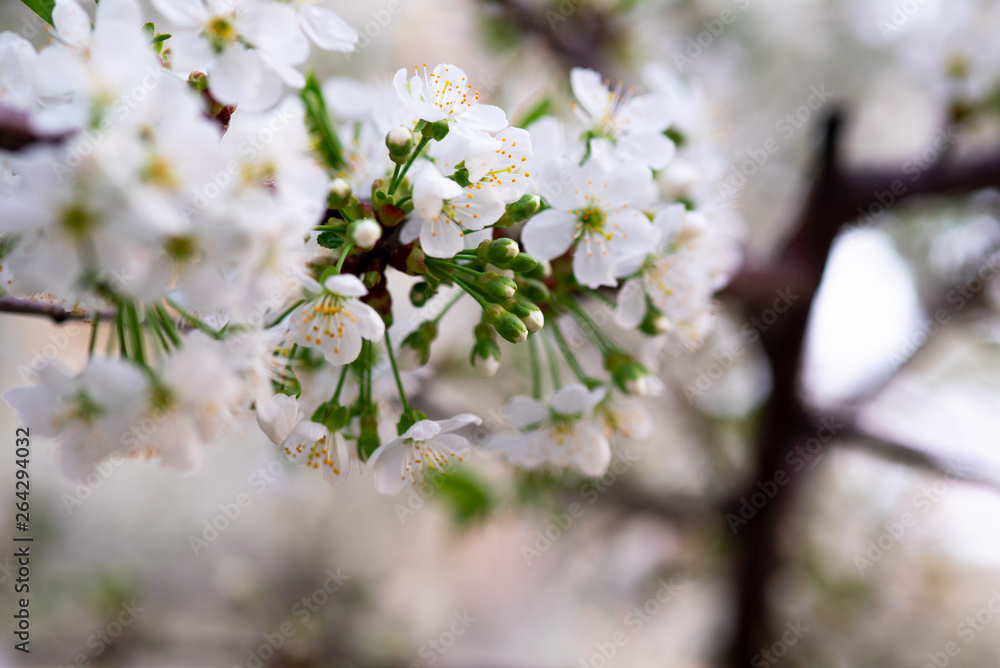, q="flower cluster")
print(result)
[0,0,738,496]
